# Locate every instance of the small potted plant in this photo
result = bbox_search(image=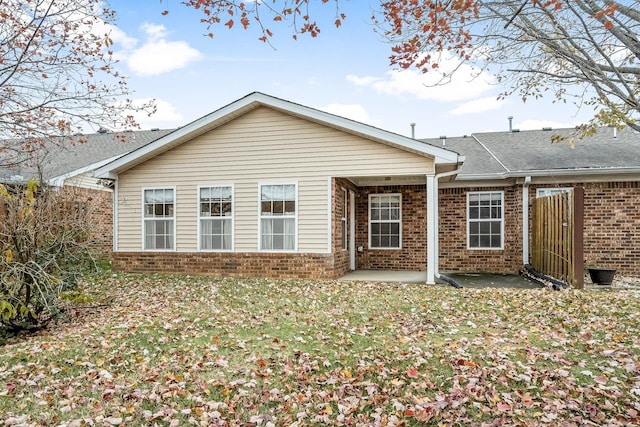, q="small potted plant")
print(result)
[587,267,616,286]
